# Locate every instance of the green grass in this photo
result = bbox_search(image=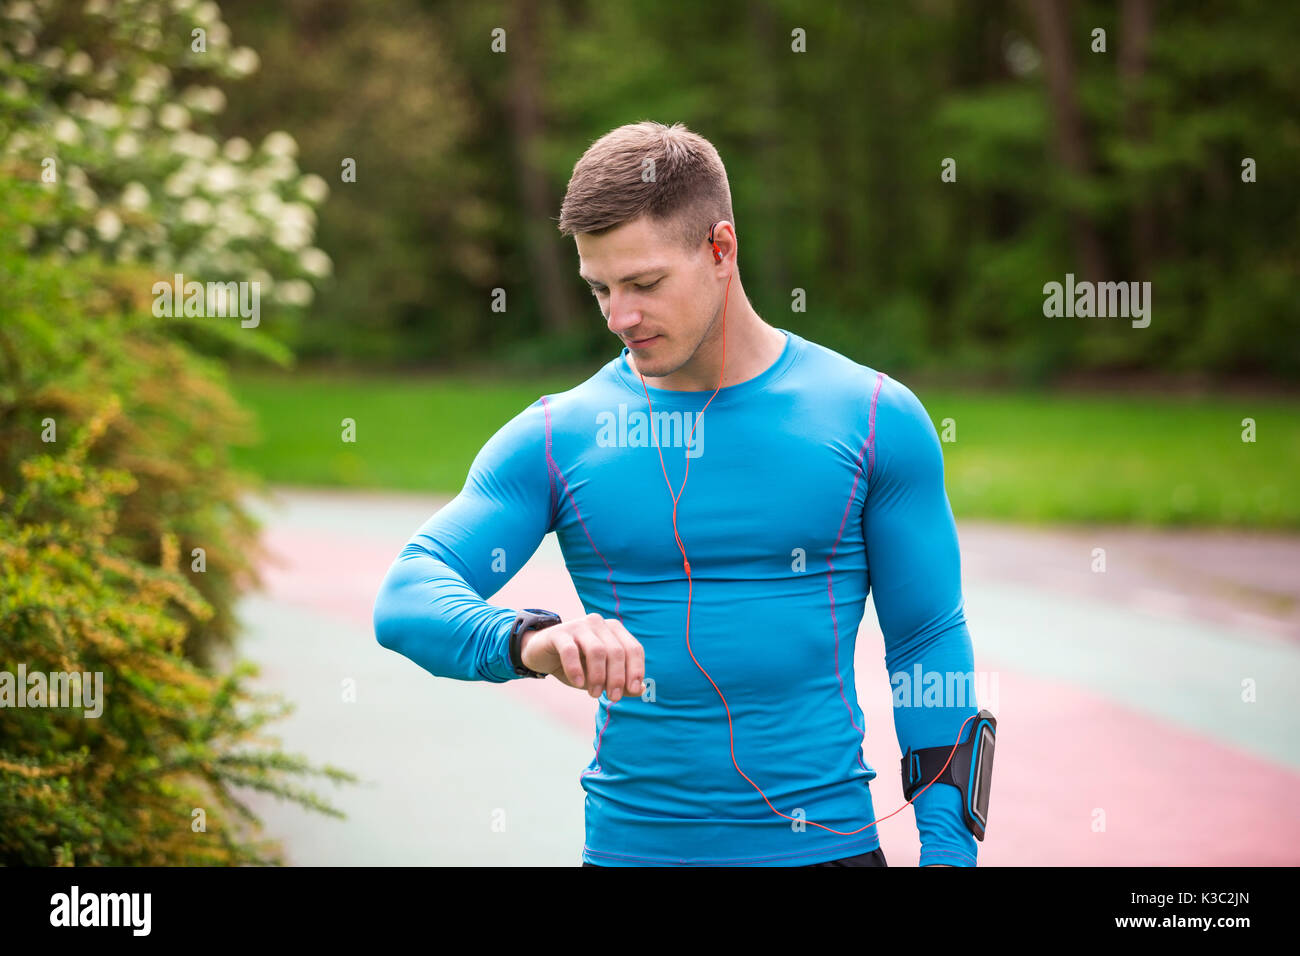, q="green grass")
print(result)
[921,390,1298,527]
[228,369,579,494]
[228,370,1300,528]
